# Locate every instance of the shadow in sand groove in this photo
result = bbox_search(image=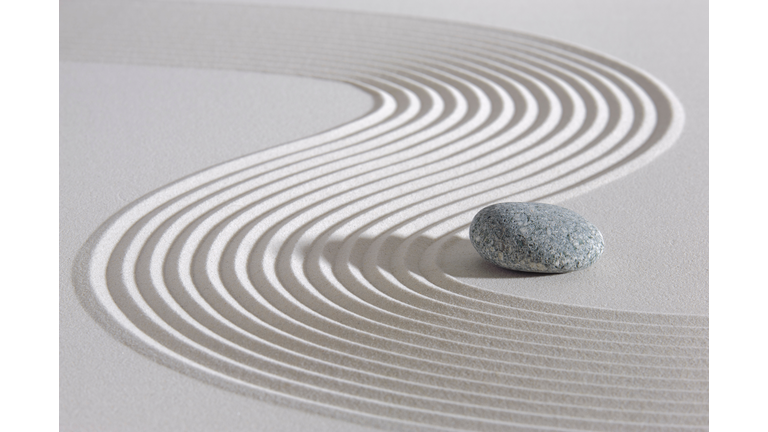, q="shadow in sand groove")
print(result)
[316,234,552,280]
